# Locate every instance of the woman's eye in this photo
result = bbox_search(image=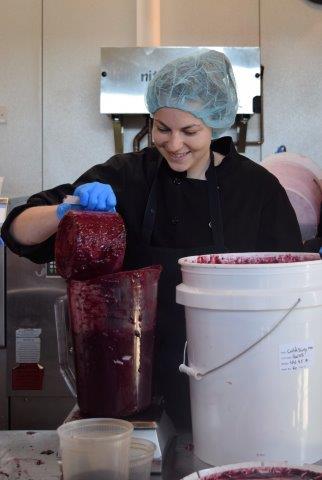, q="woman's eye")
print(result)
[184,131,197,136]
[157,127,169,133]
